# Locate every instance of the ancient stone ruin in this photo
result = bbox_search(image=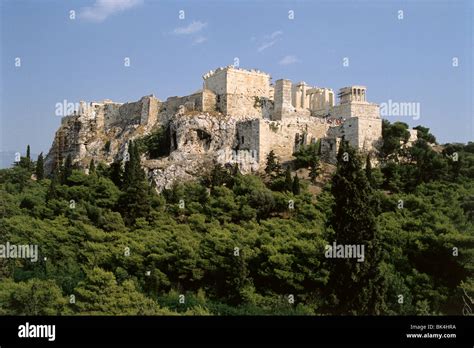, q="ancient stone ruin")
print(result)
[45,65,416,190]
